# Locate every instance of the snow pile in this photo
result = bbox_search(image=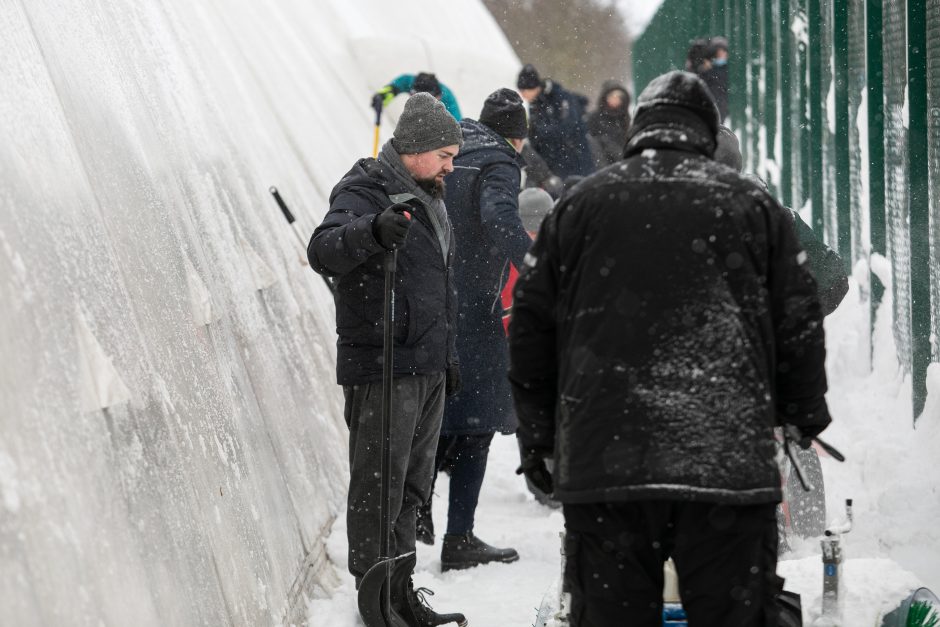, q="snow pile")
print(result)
[311,268,940,626]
